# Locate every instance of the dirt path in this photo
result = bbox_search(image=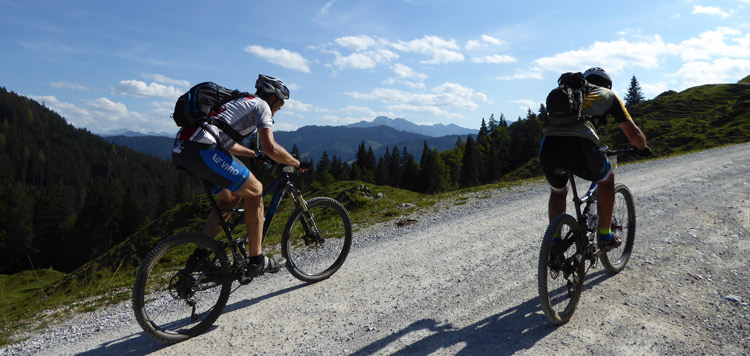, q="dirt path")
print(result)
[4,143,749,356]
